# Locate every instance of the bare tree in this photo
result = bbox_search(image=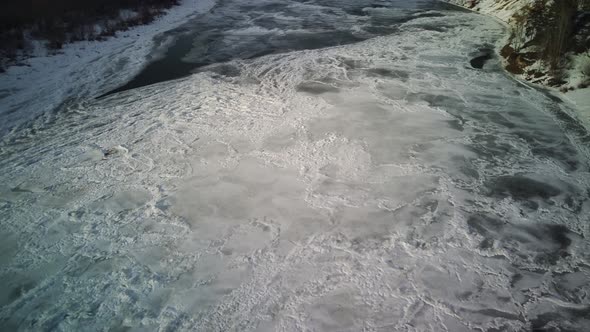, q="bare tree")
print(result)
[511,10,528,52]
[545,0,577,69]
